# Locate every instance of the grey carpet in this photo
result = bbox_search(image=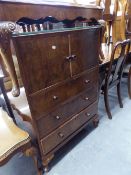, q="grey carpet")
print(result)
[0,79,131,175]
